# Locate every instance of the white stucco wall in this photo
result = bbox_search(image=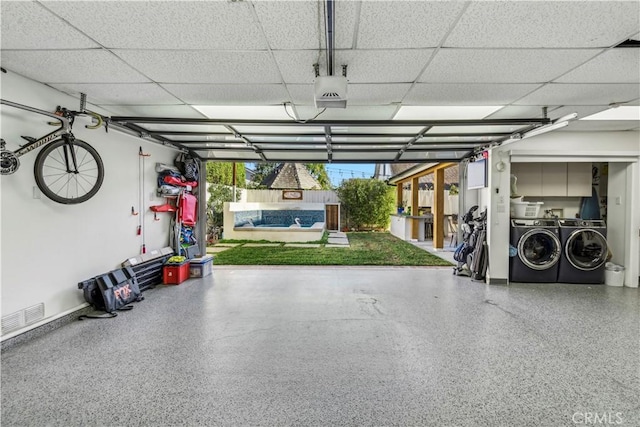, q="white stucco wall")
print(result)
[486,130,640,286]
[1,72,181,338]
